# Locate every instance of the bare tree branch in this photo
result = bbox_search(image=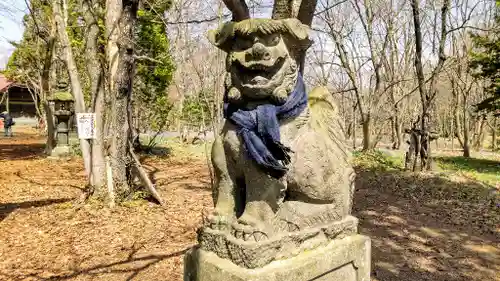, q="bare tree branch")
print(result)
[23,0,48,44]
[314,0,348,16]
[164,14,231,25]
[133,55,163,64]
[223,0,250,21]
[297,0,318,26]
